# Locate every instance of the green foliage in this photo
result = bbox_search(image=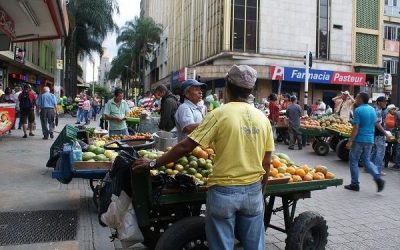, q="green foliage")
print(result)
[93,84,112,99]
